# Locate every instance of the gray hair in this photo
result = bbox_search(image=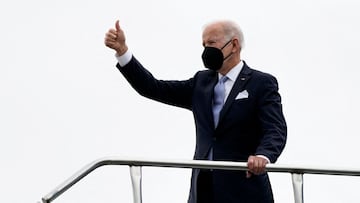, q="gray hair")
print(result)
[204,20,245,49]
[223,20,245,49]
